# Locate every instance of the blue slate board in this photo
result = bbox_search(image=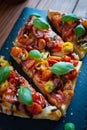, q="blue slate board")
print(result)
[0,7,87,130]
